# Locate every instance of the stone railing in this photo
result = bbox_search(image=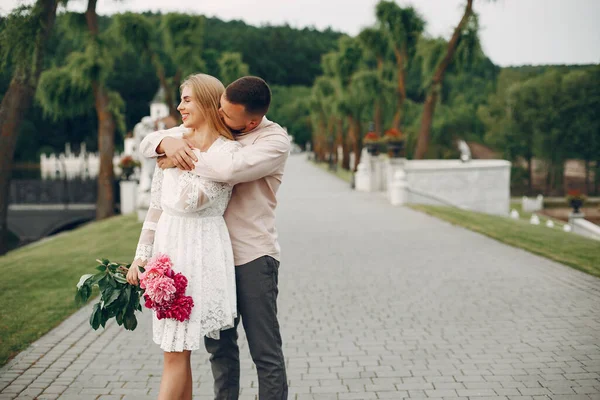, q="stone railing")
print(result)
[355,153,512,216]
